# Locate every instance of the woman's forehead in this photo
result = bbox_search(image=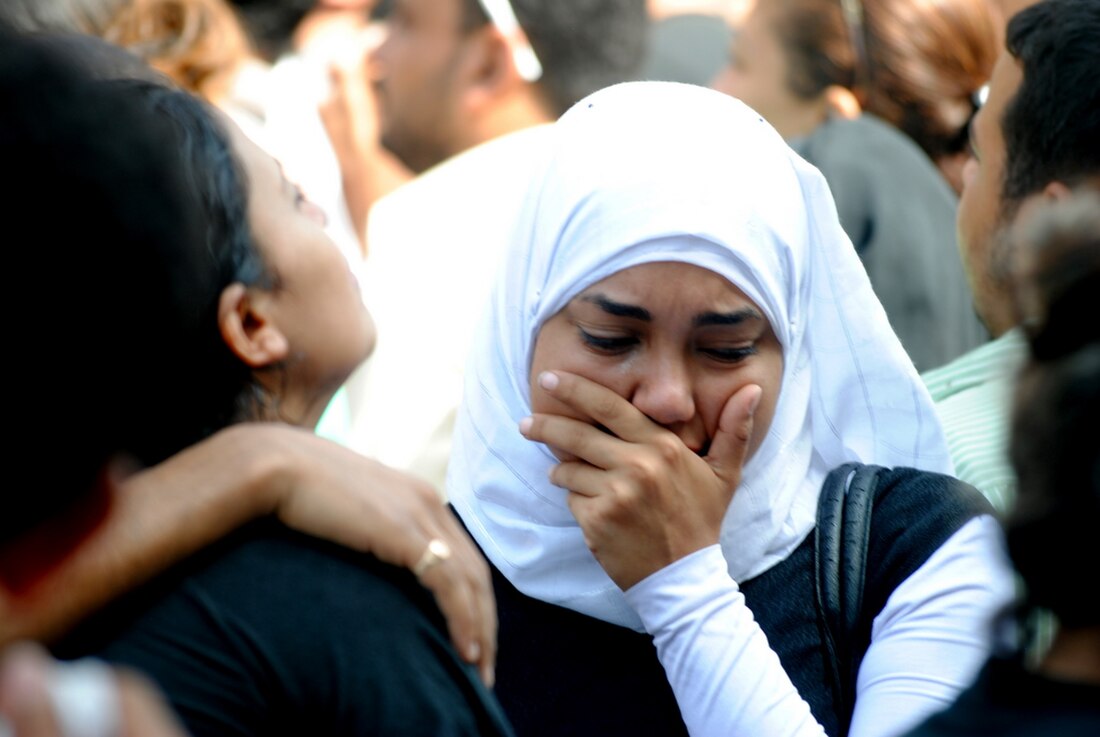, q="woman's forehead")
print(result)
[563,262,775,337]
[578,261,750,299]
